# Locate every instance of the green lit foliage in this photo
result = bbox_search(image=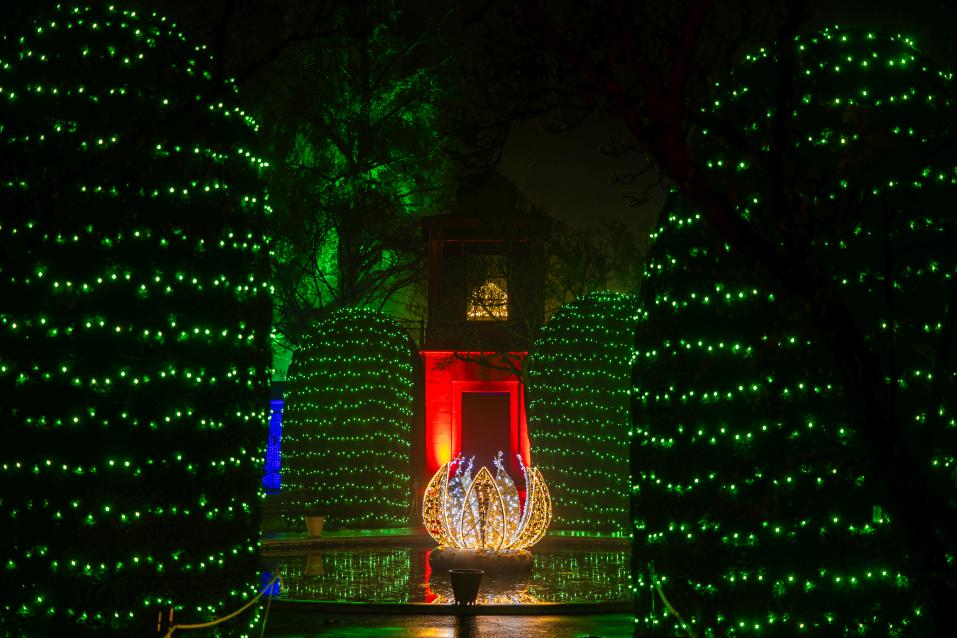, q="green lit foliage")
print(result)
[0,4,271,635]
[282,308,414,529]
[632,28,957,635]
[260,0,451,354]
[528,291,637,534]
